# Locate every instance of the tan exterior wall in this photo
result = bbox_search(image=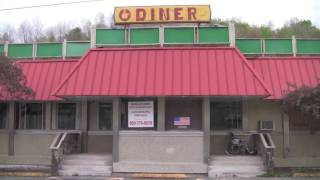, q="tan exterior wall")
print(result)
[0,133,9,155]
[88,102,98,130]
[0,132,55,165]
[289,133,320,157]
[87,134,113,153]
[114,130,207,173]
[244,99,284,158]
[210,99,284,157]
